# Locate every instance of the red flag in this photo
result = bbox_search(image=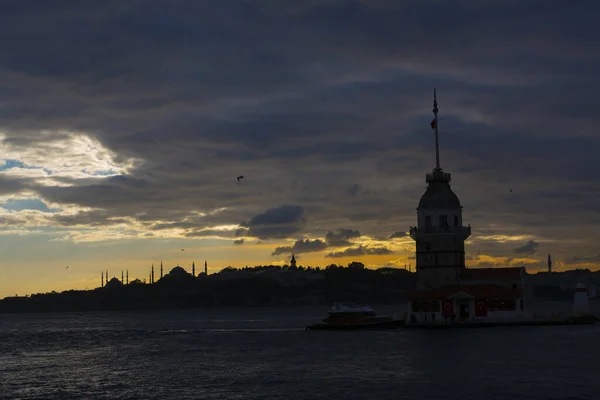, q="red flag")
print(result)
[442,300,453,317]
[430,119,436,130]
[475,299,488,317]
